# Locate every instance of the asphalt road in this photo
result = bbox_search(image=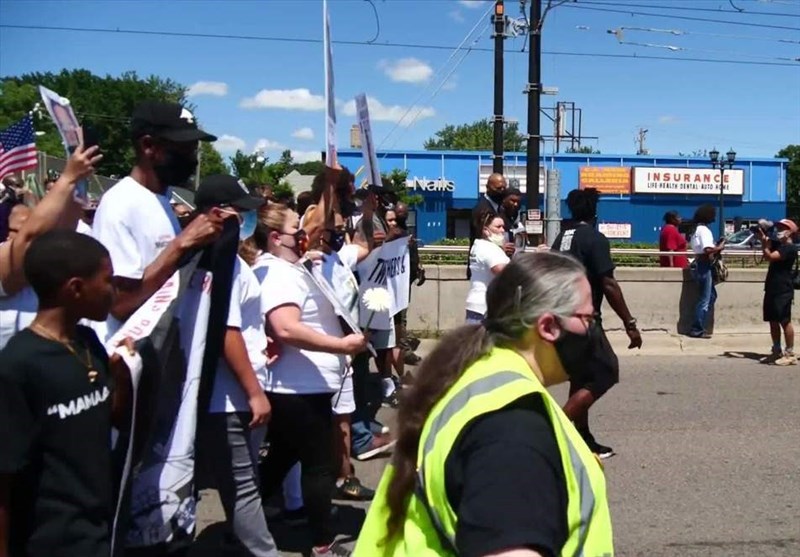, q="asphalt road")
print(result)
[190,353,800,556]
